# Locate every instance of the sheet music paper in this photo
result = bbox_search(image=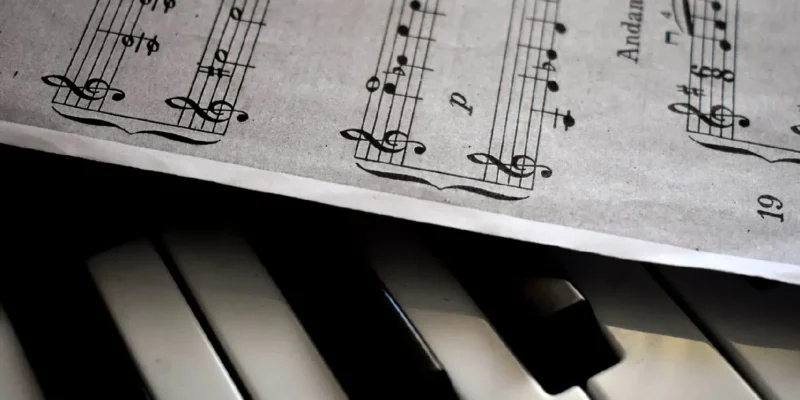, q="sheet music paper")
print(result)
[1,0,799,283]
